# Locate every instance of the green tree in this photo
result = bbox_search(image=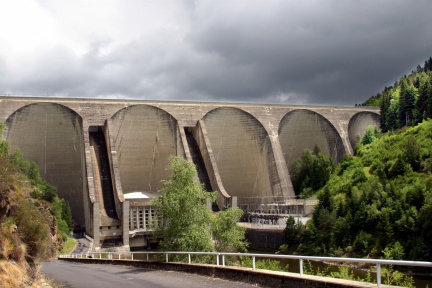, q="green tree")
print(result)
[379,91,390,132]
[416,73,430,120]
[42,182,58,203]
[283,216,298,250]
[212,208,247,252]
[11,149,29,173]
[290,148,335,196]
[152,156,216,253]
[362,126,379,145]
[27,161,42,184]
[398,79,417,126]
[402,136,421,171]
